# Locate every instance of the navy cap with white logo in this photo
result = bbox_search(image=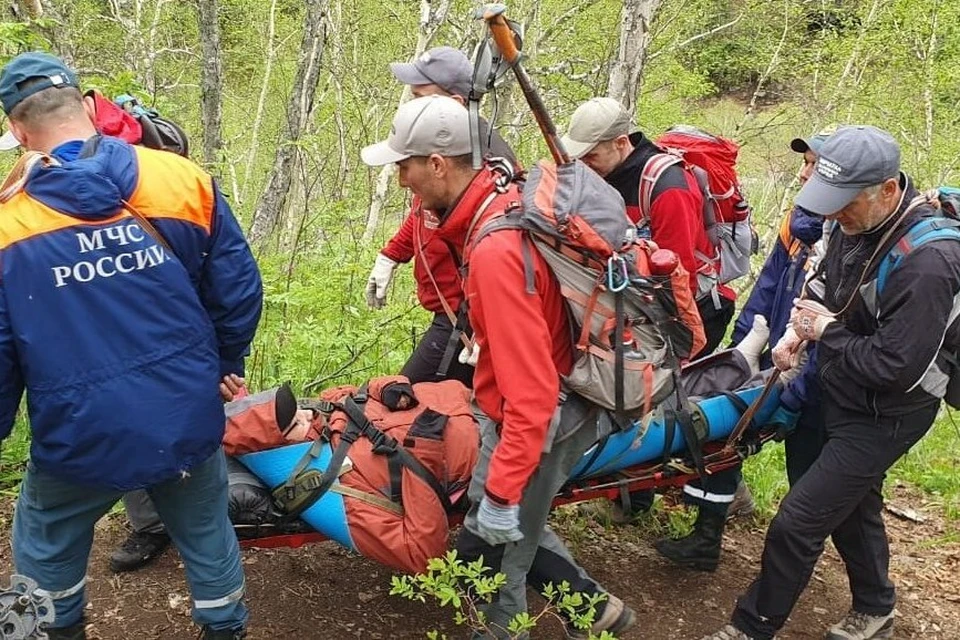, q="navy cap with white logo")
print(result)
[0,51,79,115]
[795,125,900,216]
